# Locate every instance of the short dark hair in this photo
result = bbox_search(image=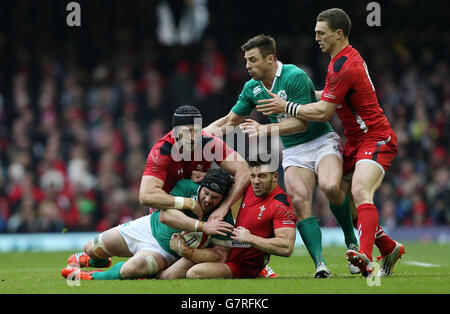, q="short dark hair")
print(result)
[241,35,276,59]
[246,154,275,171]
[317,8,351,38]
